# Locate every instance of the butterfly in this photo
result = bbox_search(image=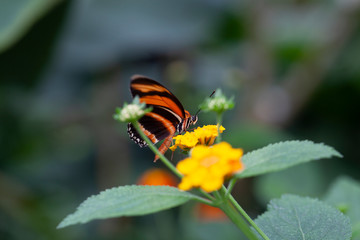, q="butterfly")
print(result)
[127,75,198,162]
